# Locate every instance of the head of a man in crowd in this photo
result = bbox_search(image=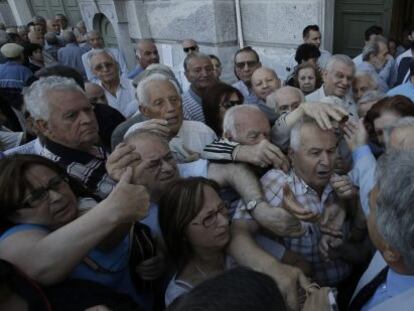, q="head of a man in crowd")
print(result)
[55,14,68,31]
[364,25,383,44]
[0,43,25,63]
[136,39,159,70]
[251,67,281,101]
[302,25,322,49]
[23,76,99,152]
[384,117,414,150]
[352,71,379,102]
[182,39,199,54]
[31,16,46,34]
[223,105,270,145]
[362,36,389,70]
[267,86,304,115]
[44,32,59,47]
[17,26,29,42]
[61,31,77,45]
[209,54,222,79]
[84,82,108,106]
[87,31,104,49]
[46,18,60,34]
[357,90,385,118]
[368,150,414,274]
[234,46,261,86]
[323,54,355,98]
[289,118,337,195]
[89,50,119,85]
[124,130,180,200]
[137,74,183,138]
[28,31,44,46]
[184,52,217,93]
